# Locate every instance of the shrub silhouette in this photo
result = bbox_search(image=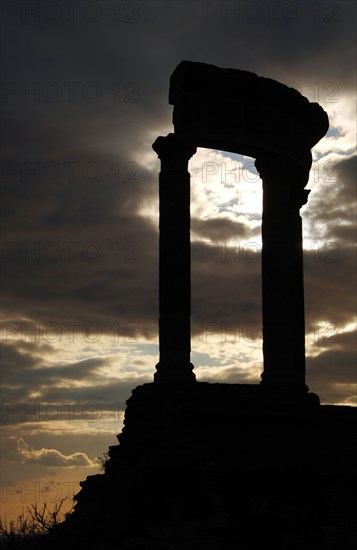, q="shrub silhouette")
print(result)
[0,498,73,549]
[97,450,110,473]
